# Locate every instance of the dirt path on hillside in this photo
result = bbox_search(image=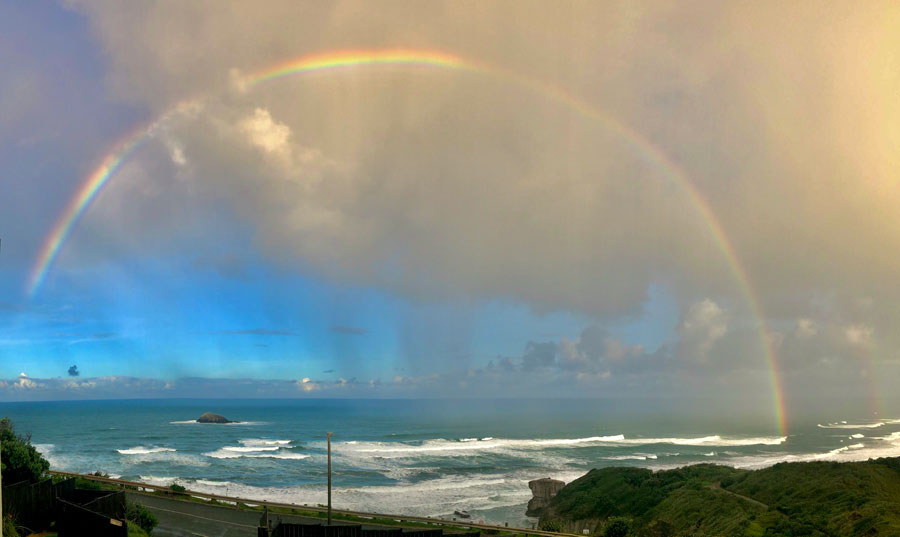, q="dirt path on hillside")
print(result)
[709,482,771,510]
